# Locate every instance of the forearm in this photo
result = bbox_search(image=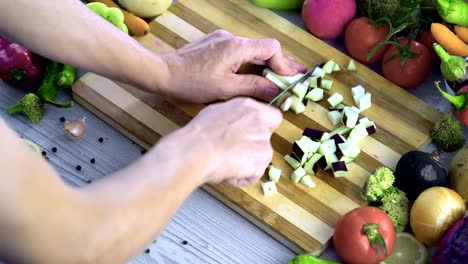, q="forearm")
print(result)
[0,0,169,93]
[0,120,206,263]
